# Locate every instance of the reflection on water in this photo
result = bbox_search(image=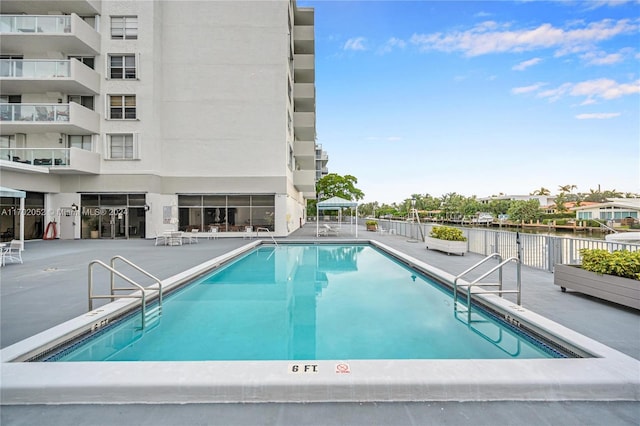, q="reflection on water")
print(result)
[49,245,564,362]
